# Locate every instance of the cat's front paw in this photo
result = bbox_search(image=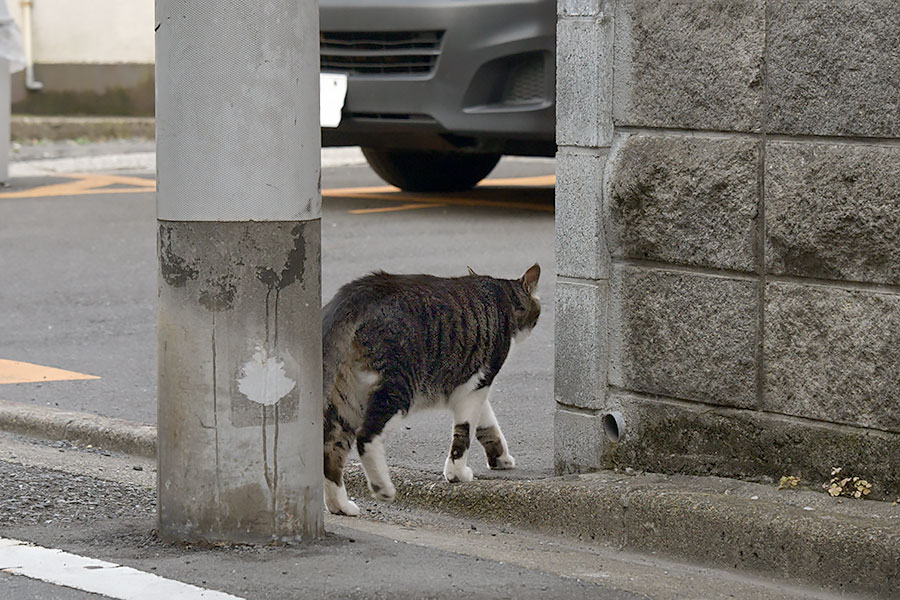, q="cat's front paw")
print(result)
[368,481,396,502]
[489,453,516,470]
[443,458,474,483]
